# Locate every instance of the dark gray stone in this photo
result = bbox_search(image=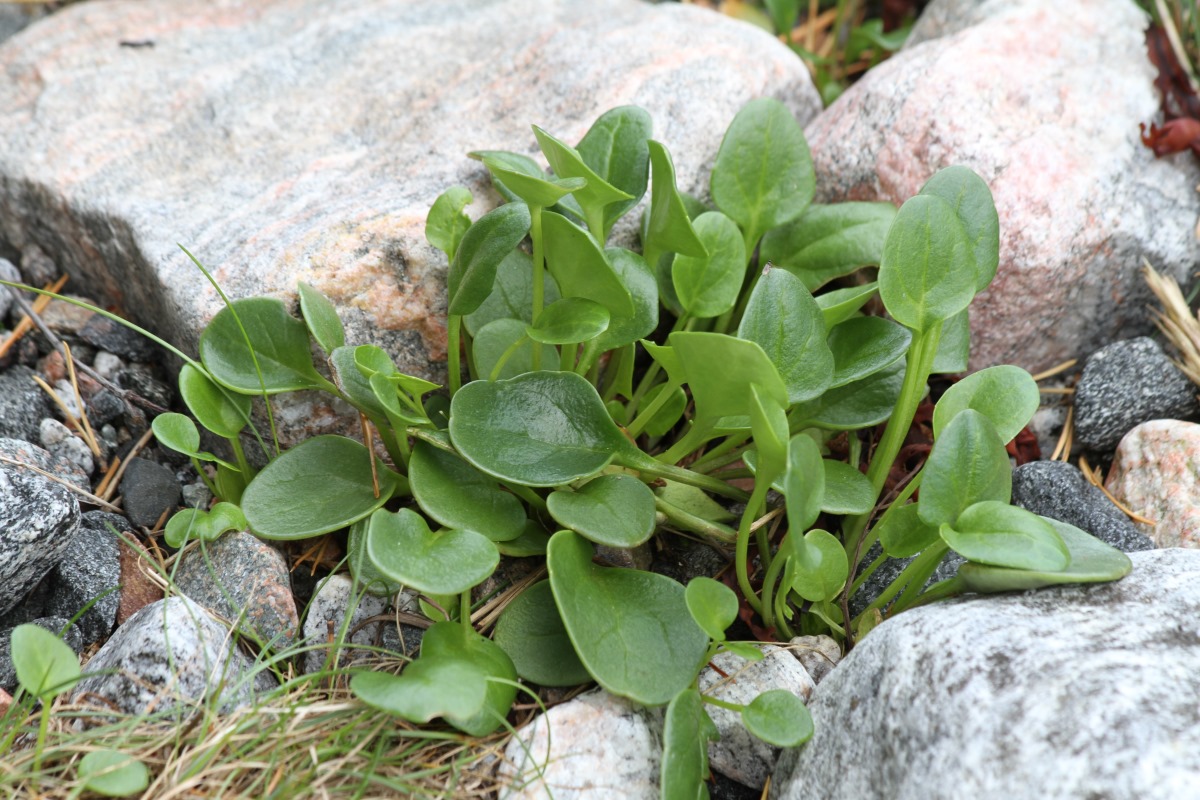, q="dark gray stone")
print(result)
[118,457,180,529]
[1012,460,1155,553]
[301,574,386,673]
[0,462,80,616]
[0,616,82,689]
[1073,337,1200,453]
[86,389,126,428]
[78,315,160,362]
[849,541,965,619]
[116,368,172,409]
[72,597,276,717]
[0,365,53,443]
[42,511,123,647]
